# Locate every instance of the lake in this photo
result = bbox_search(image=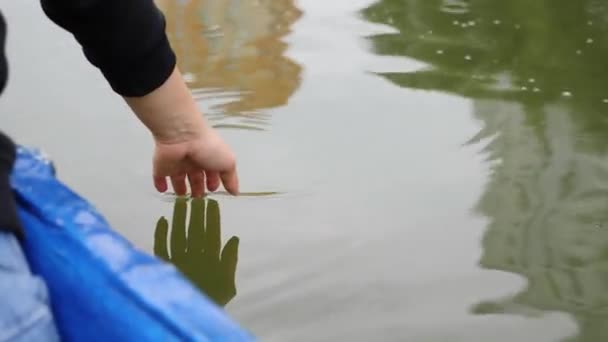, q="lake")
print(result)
[2,0,608,341]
